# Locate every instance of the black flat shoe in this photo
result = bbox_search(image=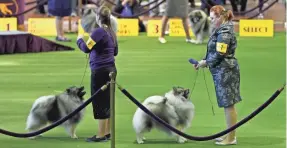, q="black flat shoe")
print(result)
[105,133,111,140]
[55,36,71,42]
[86,135,108,142]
